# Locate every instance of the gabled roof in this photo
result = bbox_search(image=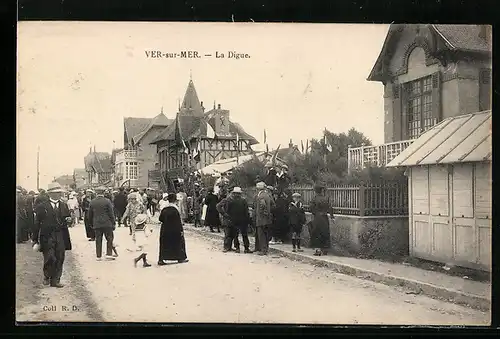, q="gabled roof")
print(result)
[124,117,151,143]
[368,24,492,82]
[132,113,172,144]
[387,110,491,167]
[84,152,113,173]
[151,113,258,145]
